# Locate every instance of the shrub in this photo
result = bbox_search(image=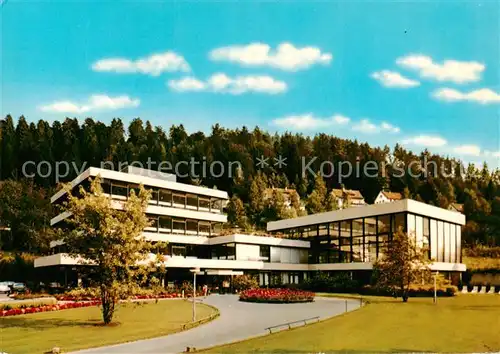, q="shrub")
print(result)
[301,272,360,293]
[13,293,54,300]
[56,286,183,301]
[240,288,315,303]
[57,287,100,301]
[464,246,500,258]
[232,274,259,292]
[0,297,57,310]
[360,284,457,297]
